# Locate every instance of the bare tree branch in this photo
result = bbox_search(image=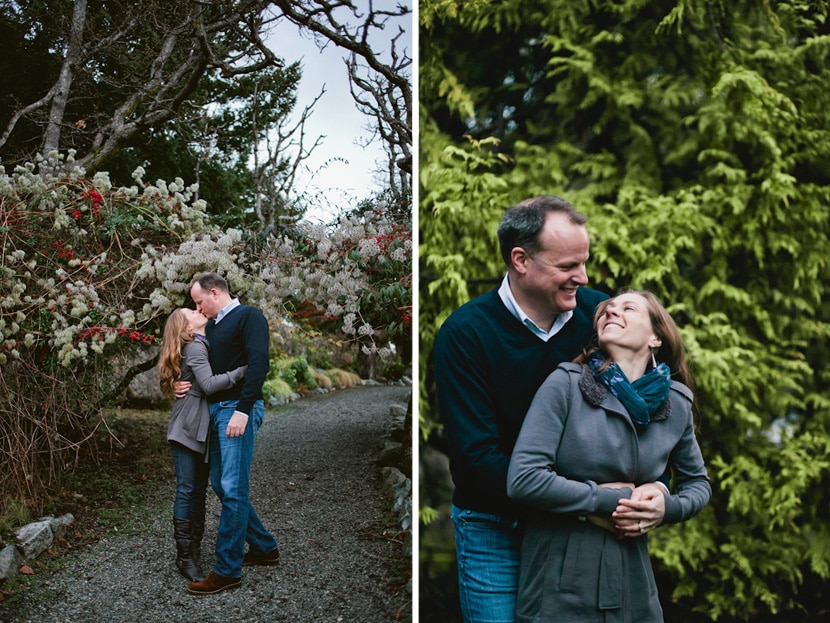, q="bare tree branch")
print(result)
[270,0,412,193]
[79,1,281,170]
[254,87,326,226]
[0,88,57,152]
[1,0,285,172]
